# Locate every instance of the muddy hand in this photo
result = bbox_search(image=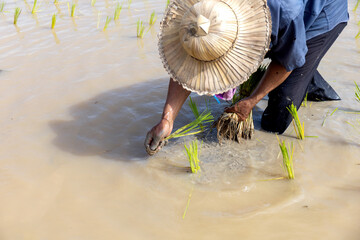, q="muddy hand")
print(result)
[144,119,173,156]
[225,98,254,121]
